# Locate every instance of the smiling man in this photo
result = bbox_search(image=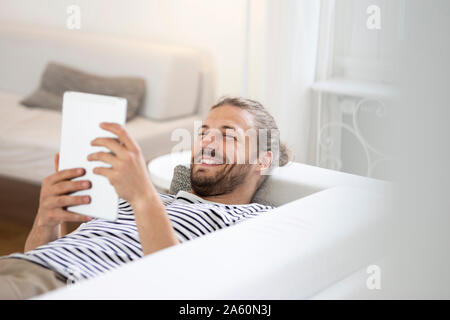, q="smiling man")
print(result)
[191,99,281,202]
[0,97,290,299]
